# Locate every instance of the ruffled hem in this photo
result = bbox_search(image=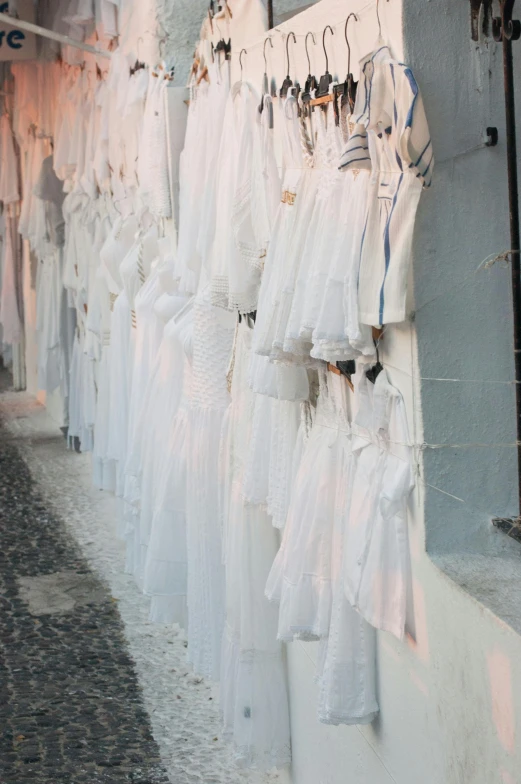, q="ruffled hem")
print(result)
[276,574,332,641]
